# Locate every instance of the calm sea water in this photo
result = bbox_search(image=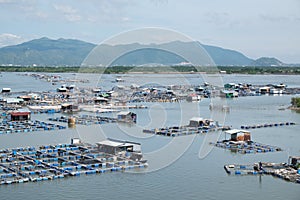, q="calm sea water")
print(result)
[0,72,299,200]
